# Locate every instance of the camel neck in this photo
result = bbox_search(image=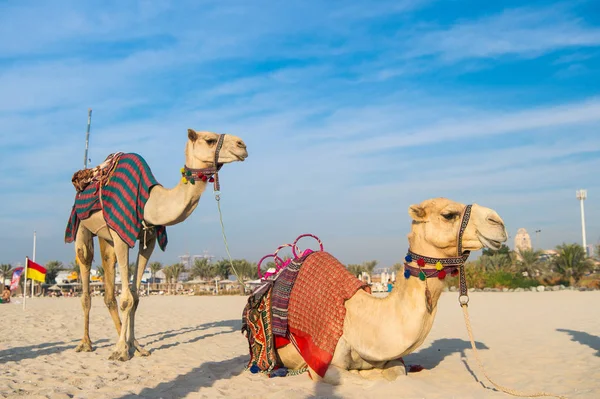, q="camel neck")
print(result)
[142,171,210,227]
